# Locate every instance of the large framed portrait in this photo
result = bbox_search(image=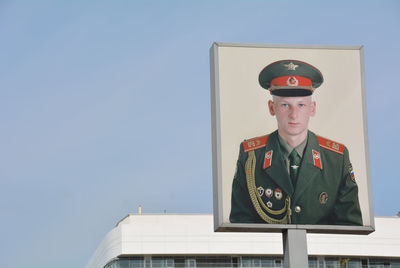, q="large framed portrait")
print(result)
[210,42,374,234]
